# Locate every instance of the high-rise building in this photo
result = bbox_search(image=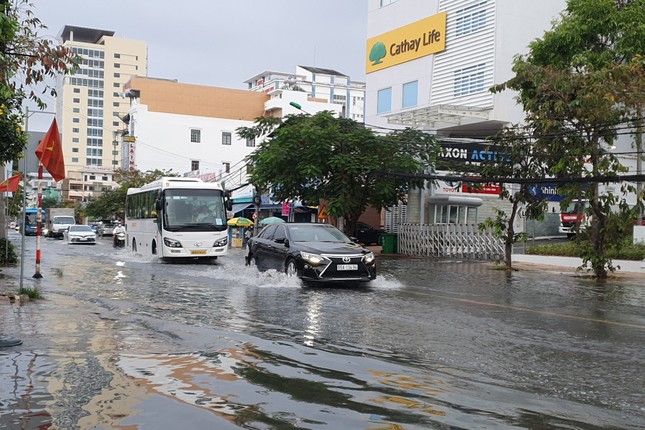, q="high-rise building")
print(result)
[55,26,147,201]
